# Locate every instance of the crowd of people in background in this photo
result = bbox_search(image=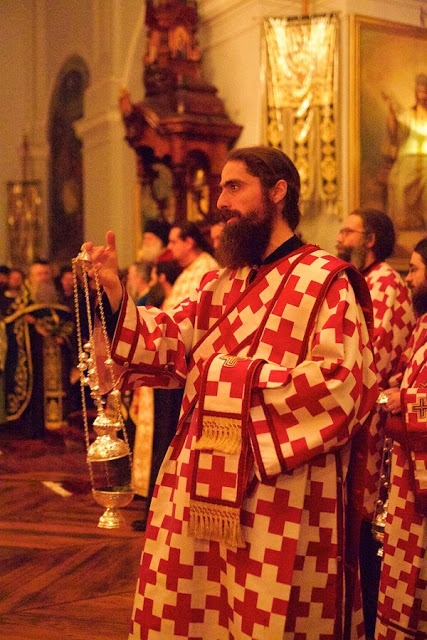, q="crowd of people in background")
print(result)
[0,166,426,639]
[0,260,78,438]
[0,217,221,442]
